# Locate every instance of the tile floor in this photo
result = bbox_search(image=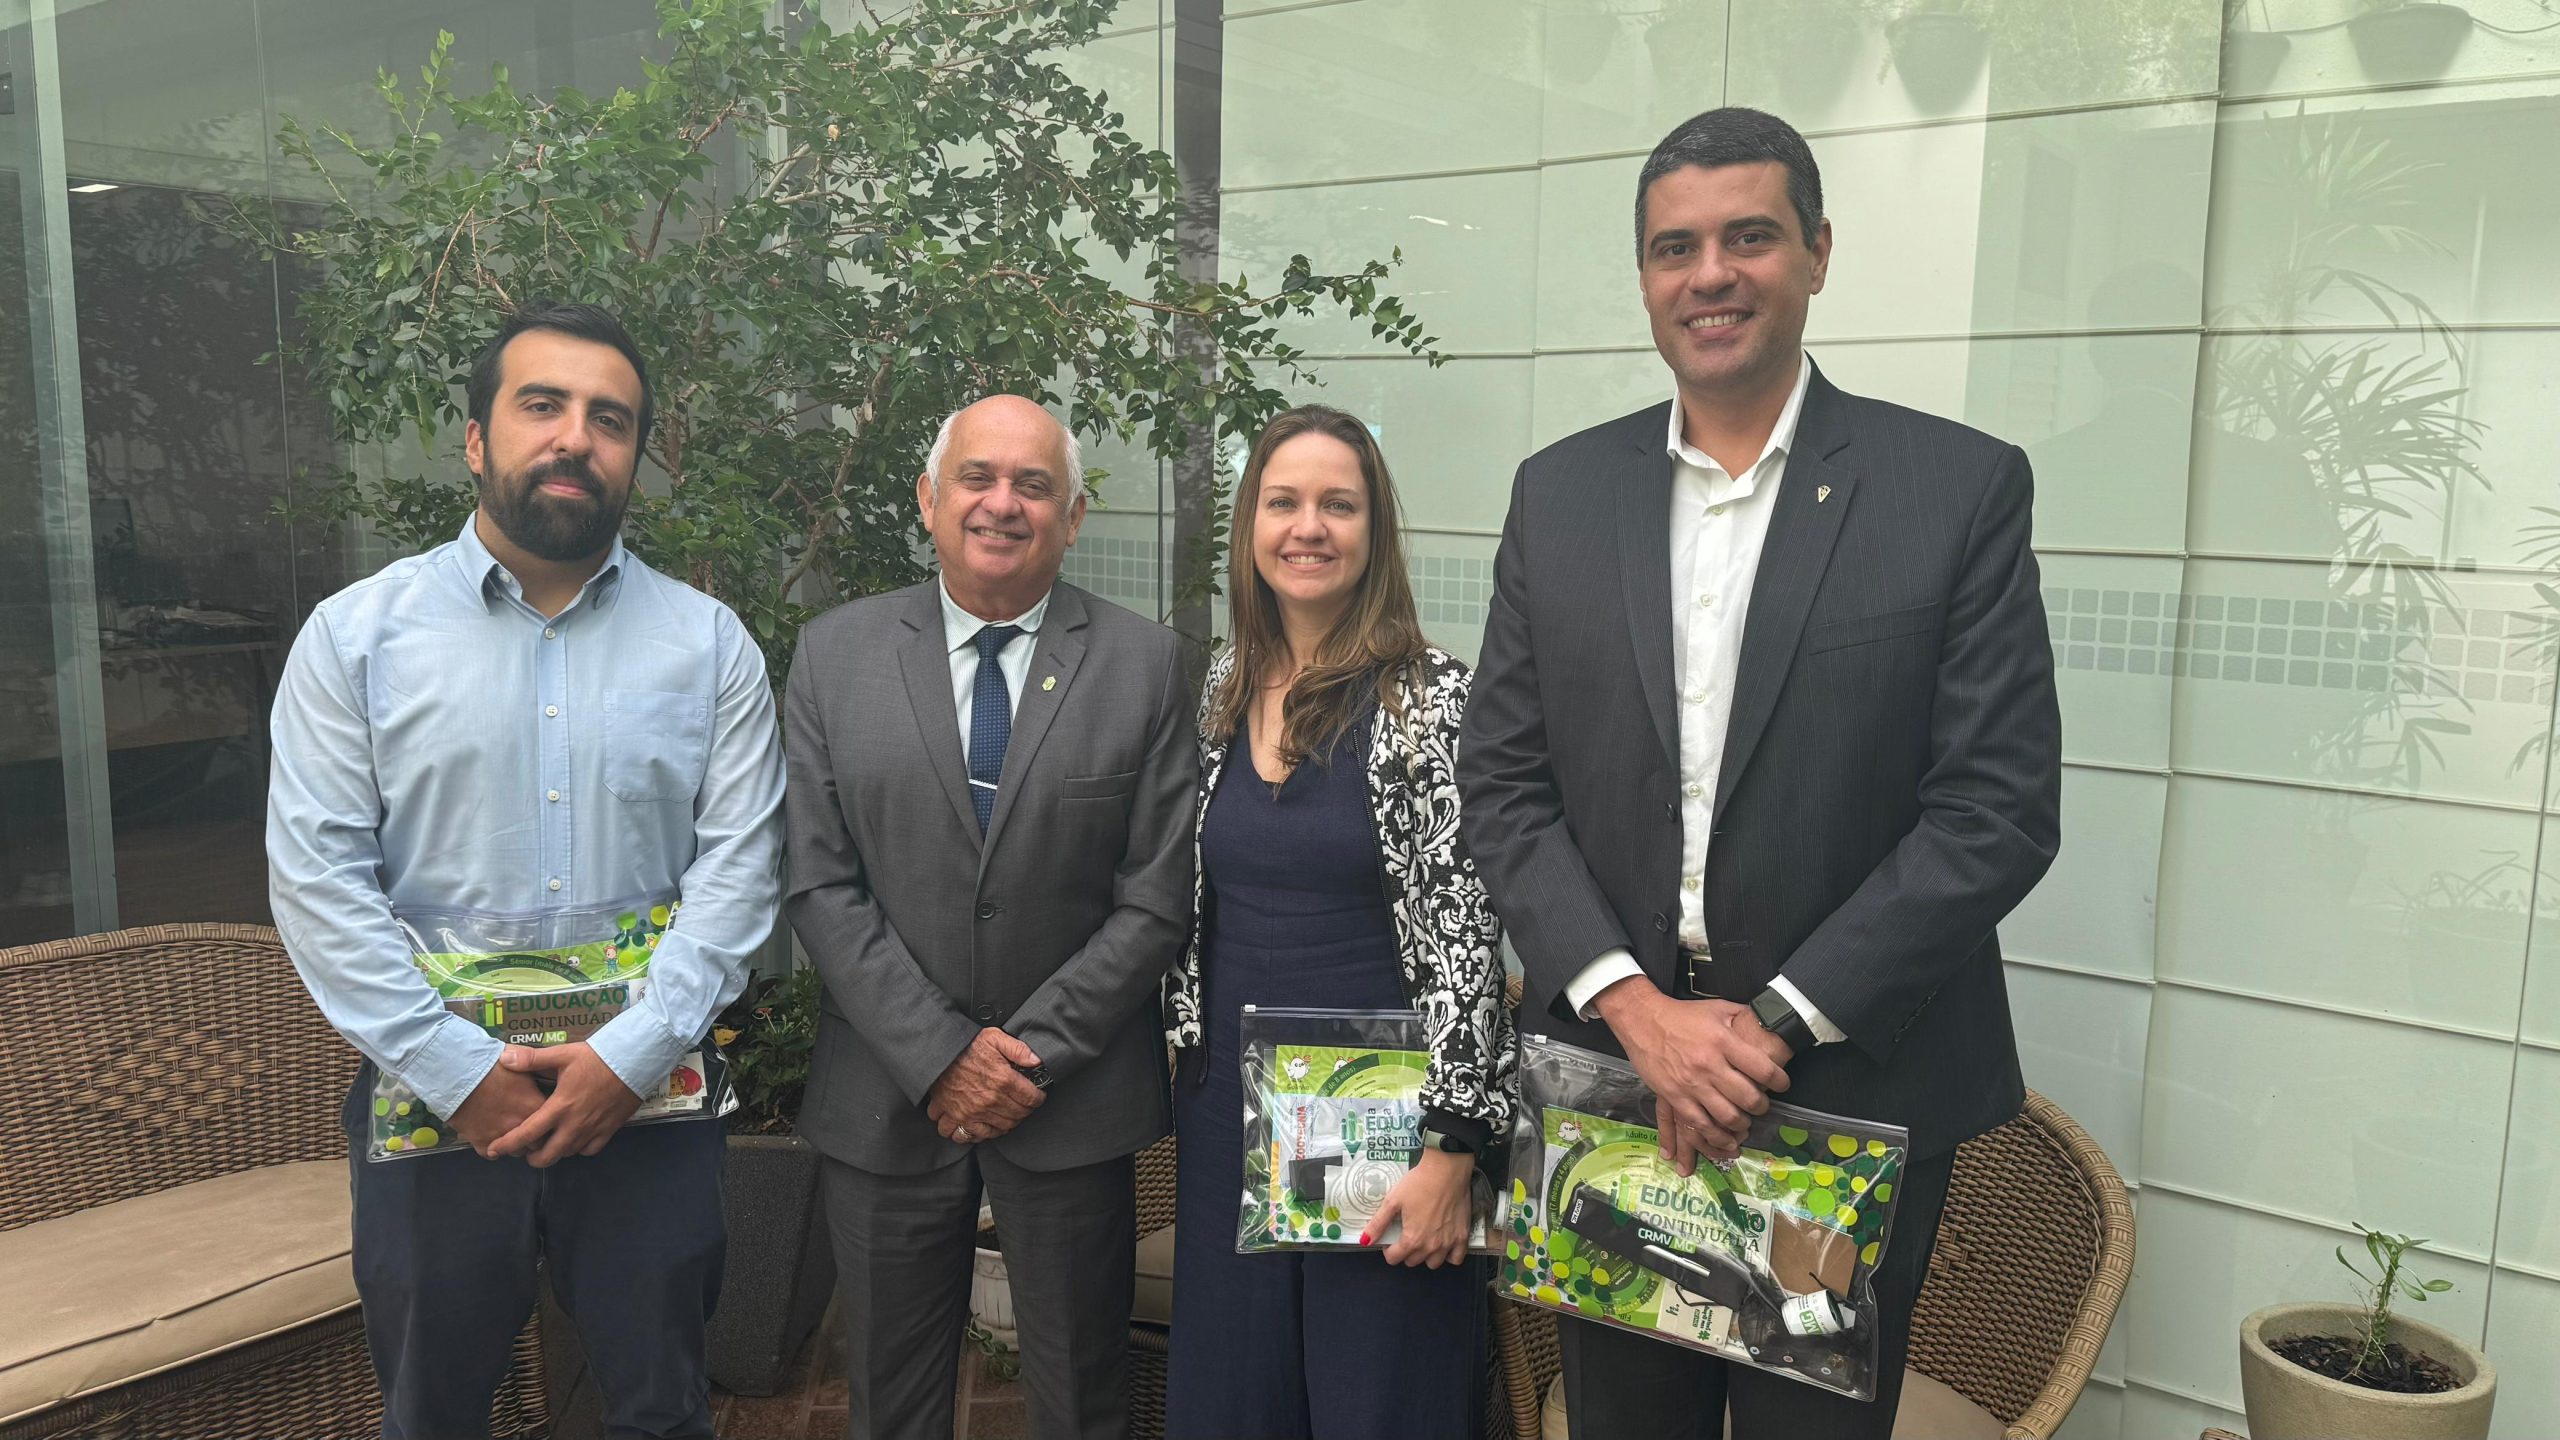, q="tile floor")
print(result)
[708,1300,1027,1440]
